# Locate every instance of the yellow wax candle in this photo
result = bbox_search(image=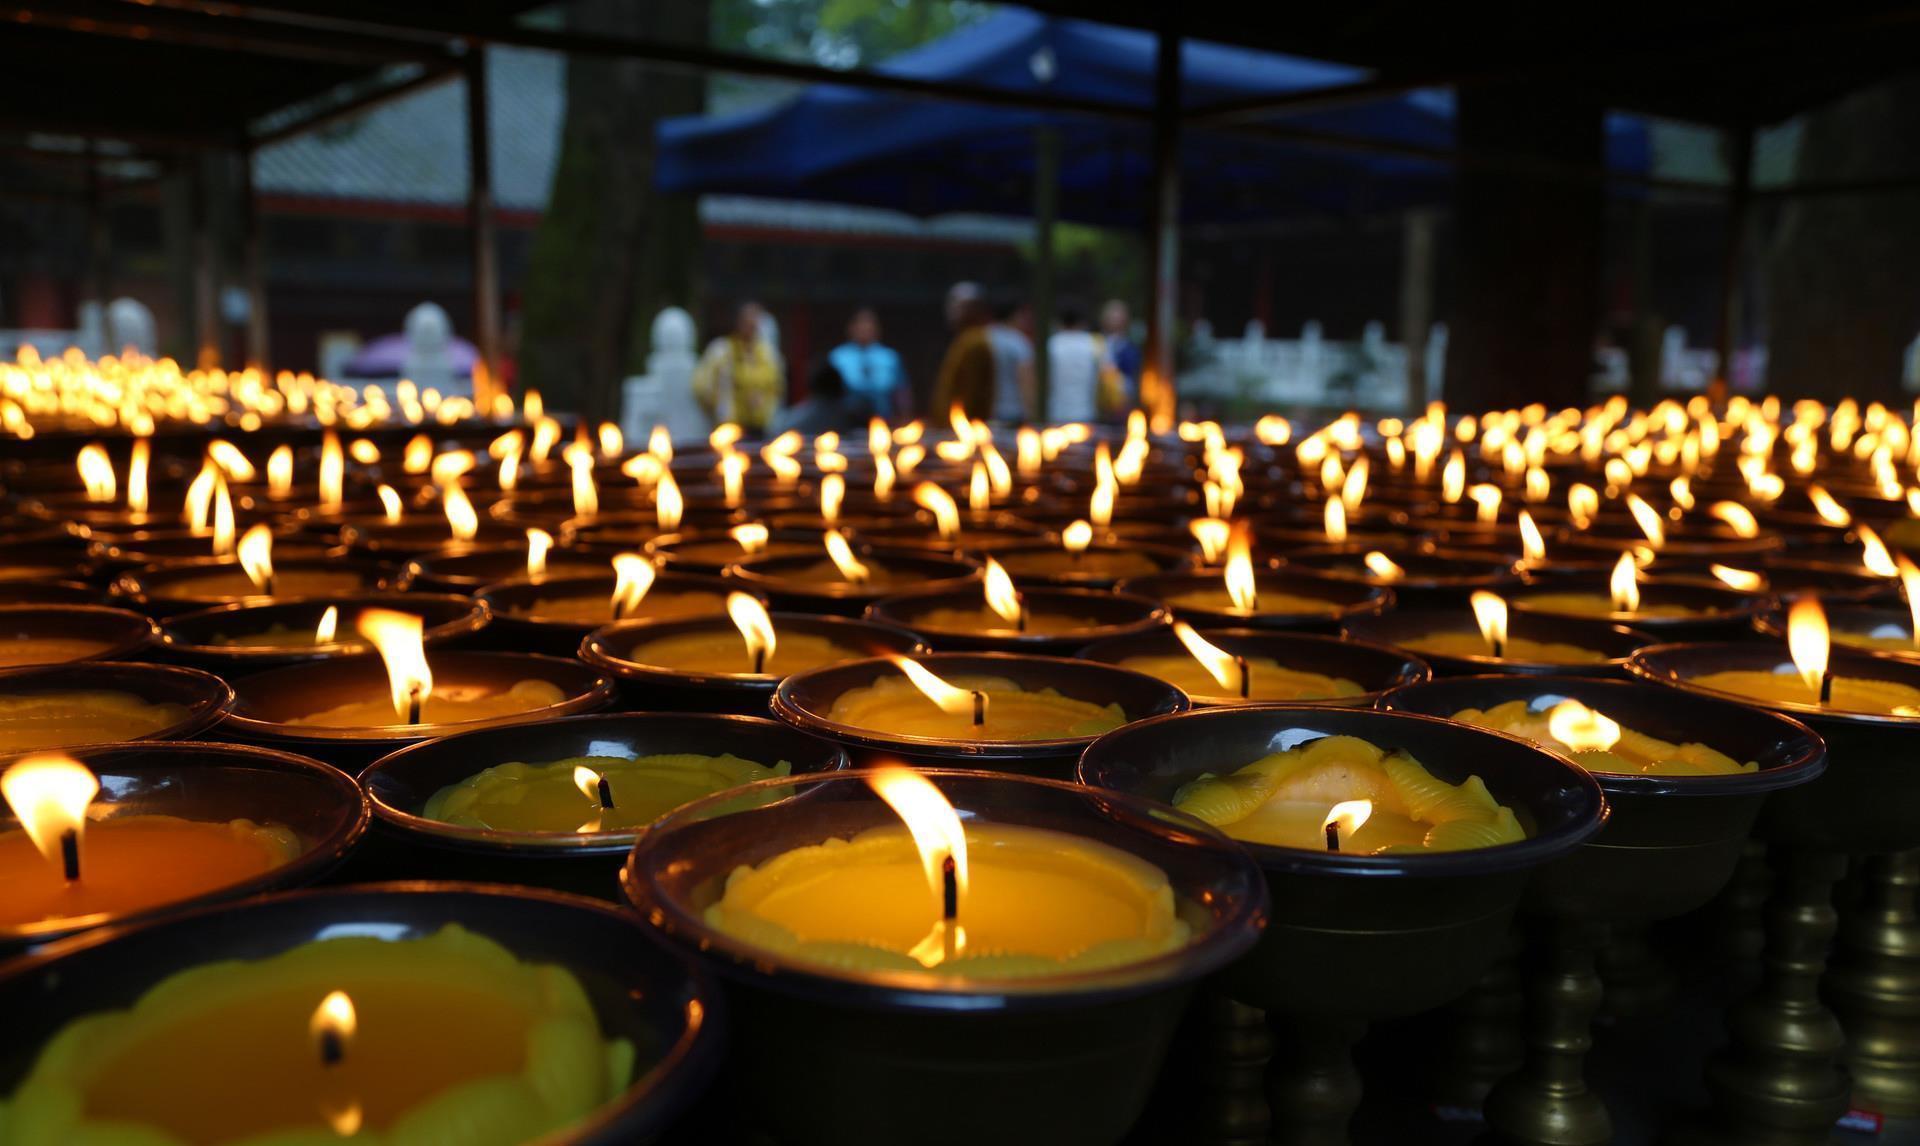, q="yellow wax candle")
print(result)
[159,569,368,598]
[209,623,337,649]
[827,673,1125,740]
[0,815,298,929]
[1115,654,1363,702]
[1,925,634,1146]
[781,559,905,587]
[1174,734,1527,853]
[706,822,1189,978]
[1451,700,1755,776]
[1690,668,1920,716]
[994,549,1160,578]
[0,690,189,753]
[293,679,567,728]
[0,636,115,668]
[673,538,818,565]
[1831,624,1920,654]
[1518,592,1704,619]
[423,753,791,832]
[907,606,1100,636]
[0,567,74,583]
[1165,586,1341,616]
[509,590,725,624]
[624,630,853,676]
[1399,631,1609,664]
